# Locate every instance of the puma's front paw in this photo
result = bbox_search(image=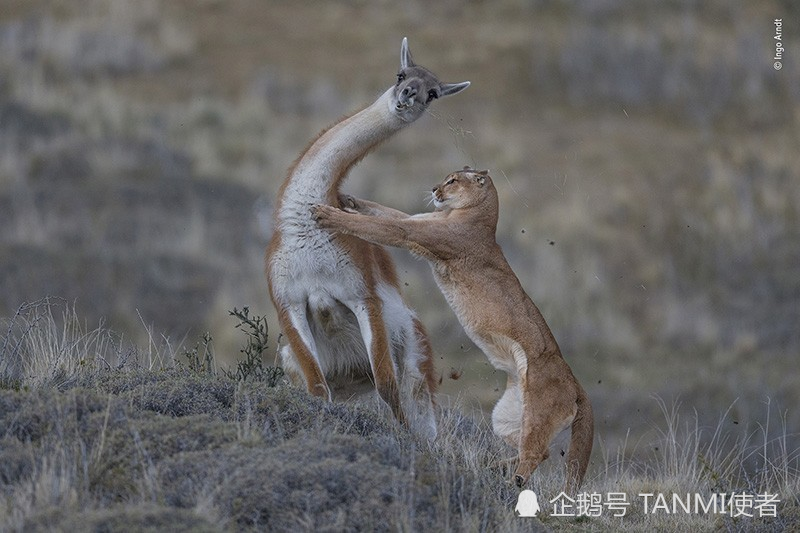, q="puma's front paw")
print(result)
[311,204,340,228]
[337,193,359,213]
